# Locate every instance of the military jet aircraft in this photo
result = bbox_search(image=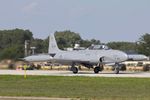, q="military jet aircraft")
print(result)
[24,34,128,74]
